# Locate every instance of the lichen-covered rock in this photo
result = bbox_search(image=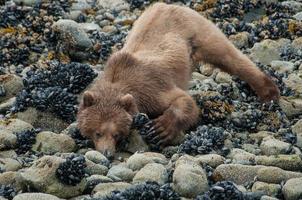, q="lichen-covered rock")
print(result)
[92,182,131,198]
[260,137,291,156]
[85,159,108,175]
[282,178,302,200]
[0,119,33,134]
[0,158,22,172]
[255,155,302,171]
[228,148,256,165]
[195,154,225,168]
[0,130,16,150]
[257,166,302,184]
[12,193,62,200]
[133,163,168,185]
[0,74,23,103]
[126,152,168,171]
[270,60,295,73]
[292,119,302,148]
[32,131,76,154]
[279,98,302,118]
[107,164,135,182]
[16,155,86,198]
[85,150,109,164]
[252,181,281,197]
